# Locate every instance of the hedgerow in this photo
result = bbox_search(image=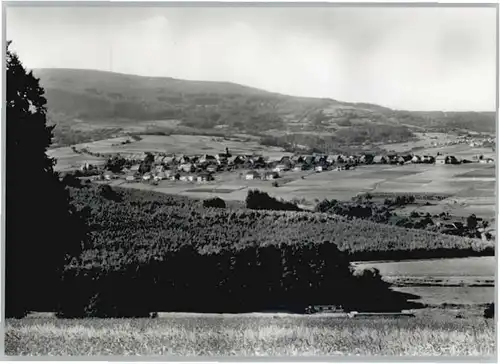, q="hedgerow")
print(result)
[357,192,451,201]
